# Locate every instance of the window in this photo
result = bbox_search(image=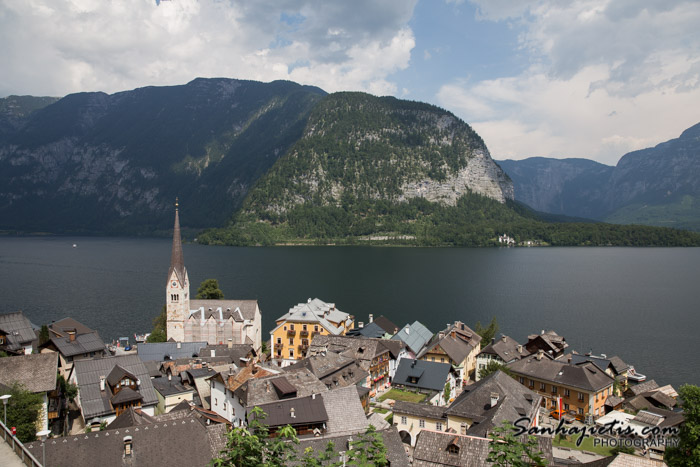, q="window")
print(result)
[529,379,534,387]
[276,338,281,344]
[564,403,569,411]
[284,326,287,331]
[289,338,294,345]
[460,423,467,435]
[214,398,218,406]
[519,377,524,384]
[578,392,585,401]
[303,324,307,331]
[447,445,459,454]
[223,402,227,410]
[551,385,557,394]
[314,325,319,332]
[289,349,294,357]
[436,422,443,431]
[440,358,445,363]
[564,388,570,397]
[400,416,407,425]
[540,382,546,391]
[419,419,425,428]
[431,357,435,362]
[290,324,295,330]
[578,408,584,415]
